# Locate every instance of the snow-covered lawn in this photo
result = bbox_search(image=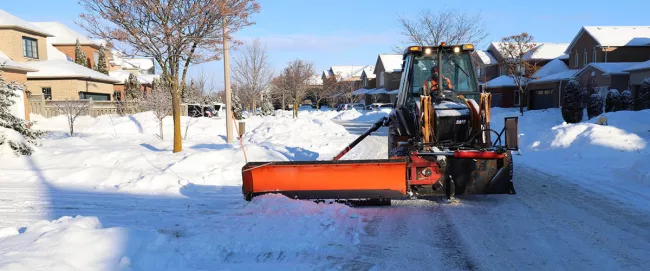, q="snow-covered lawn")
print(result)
[1,107,649,270]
